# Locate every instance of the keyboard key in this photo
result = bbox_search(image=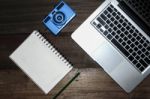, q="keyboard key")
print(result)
[104,10,108,15]
[127,40,132,45]
[145,51,149,55]
[120,33,125,38]
[107,14,111,18]
[139,66,145,72]
[146,40,149,44]
[139,39,144,44]
[123,37,128,41]
[96,24,101,29]
[141,54,145,58]
[133,60,138,64]
[106,19,111,24]
[135,41,139,45]
[117,24,122,28]
[108,28,112,33]
[134,47,138,51]
[129,49,133,53]
[129,29,134,33]
[112,12,116,16]
[117,11,121,15]
[121,27,125,32]
[138,44,142,49]
[135,29,139,33]
[136,63,141,68]
[139,59,148,68]
[115,35,119,39]
[143,43,147,47]
[130,43,135,48]
[100,29,104,32]
[107,7,113,13]
[141,48,146,52]
[126,26,130,30]
[111,32,116,36]
[116,30,121,34]
[93,22,97,26]
[131,26,135,30]
[124,31,129,35]
[131,38,136,42]
[136,36,141,40]
[139,33,142,37]
[118,38,123,43]
[113,26,117,31]
[101,14,107,20]
[97,17,105,25]
[110,23,114,27]
[133,33,137,37]
[119,19,123,23]
[125,45,130,50]
[114,21,118,25]
[132,52,136,57]
[124,18,128,22]
[107,34,113,40]
[135,56,140,60]
[116,15,120,20]
[103,31,108,36]
[105,24,109,29]
[123,22,127,27]
[128,22,132,26]
[137,50,142,55]
[114,7,117,12]
[111,17,115,21]
[128,34,132,39]
[111,38,129,57]
[120,15,125,19]
[110,5,114,8]
[129,55,134,61]
[147,46,150,50]
[144,57,150,65]
[122,42,126,46]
